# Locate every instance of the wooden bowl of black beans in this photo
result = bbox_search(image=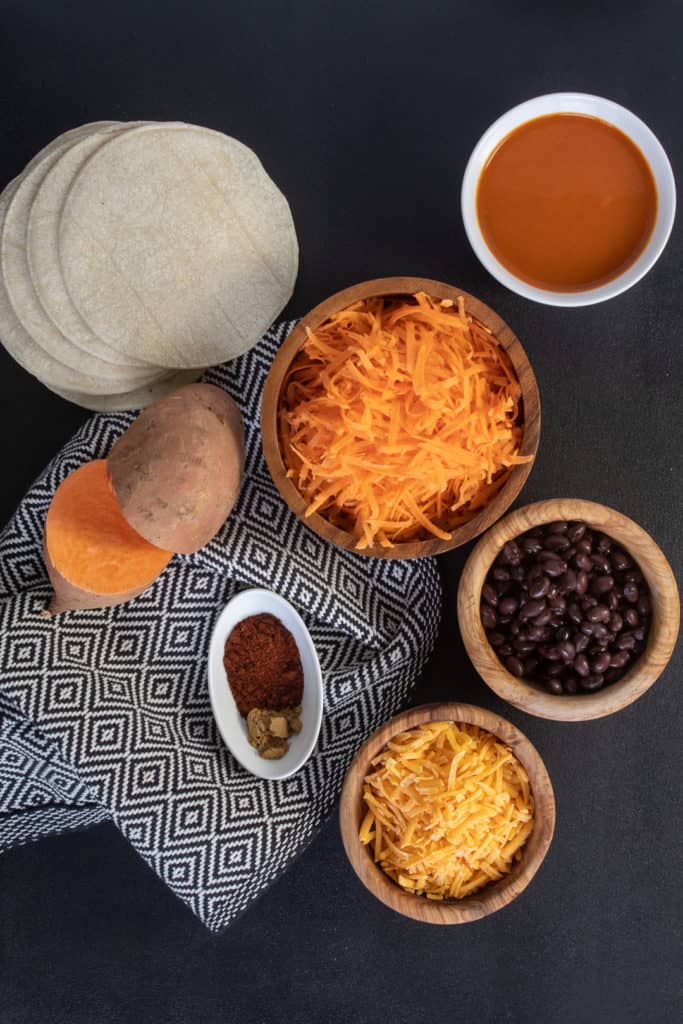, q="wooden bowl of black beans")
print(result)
[457,499,680,721]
